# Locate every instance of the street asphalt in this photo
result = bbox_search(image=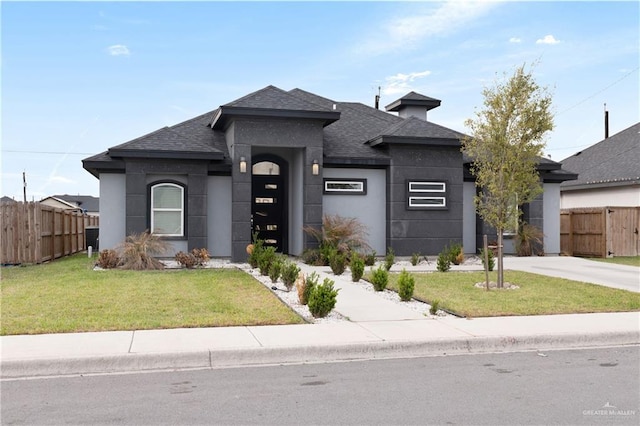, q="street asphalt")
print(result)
[1,256,638,379]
